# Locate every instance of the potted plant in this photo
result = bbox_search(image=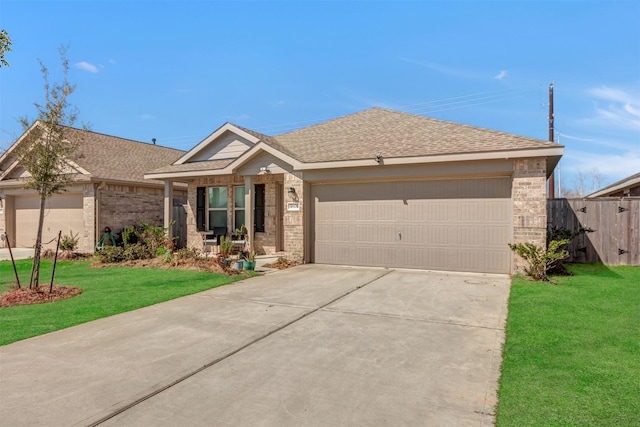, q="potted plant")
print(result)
[217,236,233,268]
[243,250,256,271]
[234,224,248,240]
